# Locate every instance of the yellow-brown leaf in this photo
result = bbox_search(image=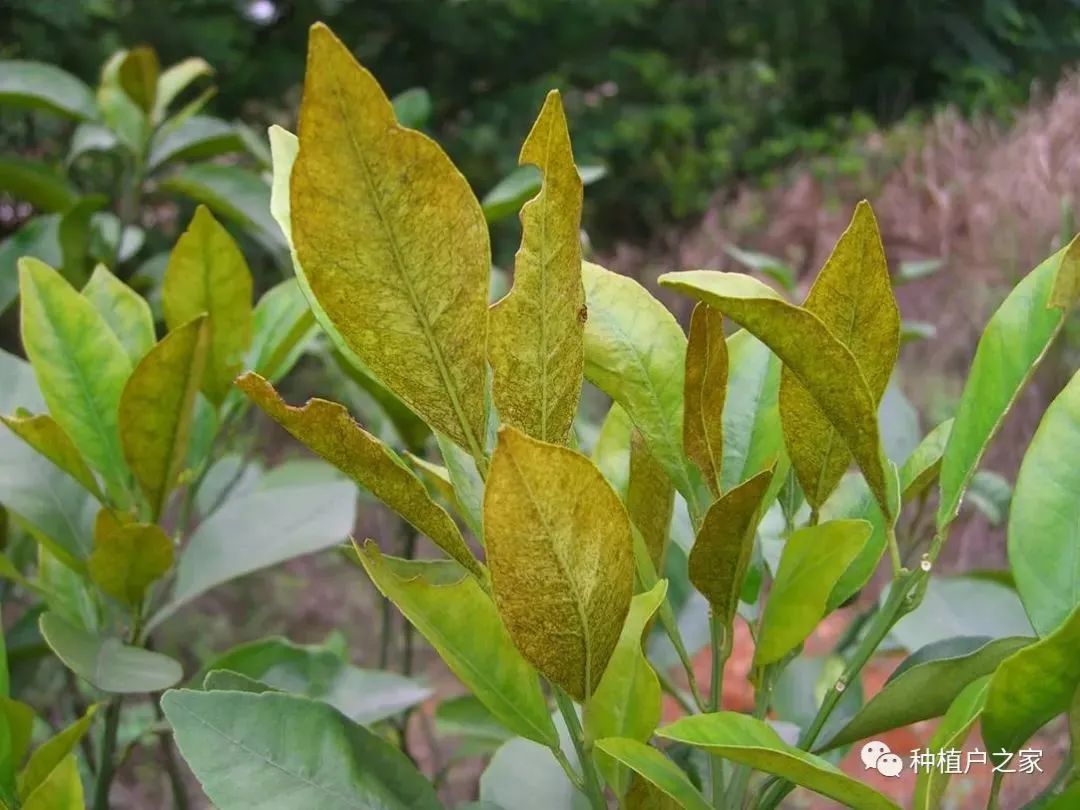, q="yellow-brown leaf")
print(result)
[684,303,727,494]
[88,509,173,606]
